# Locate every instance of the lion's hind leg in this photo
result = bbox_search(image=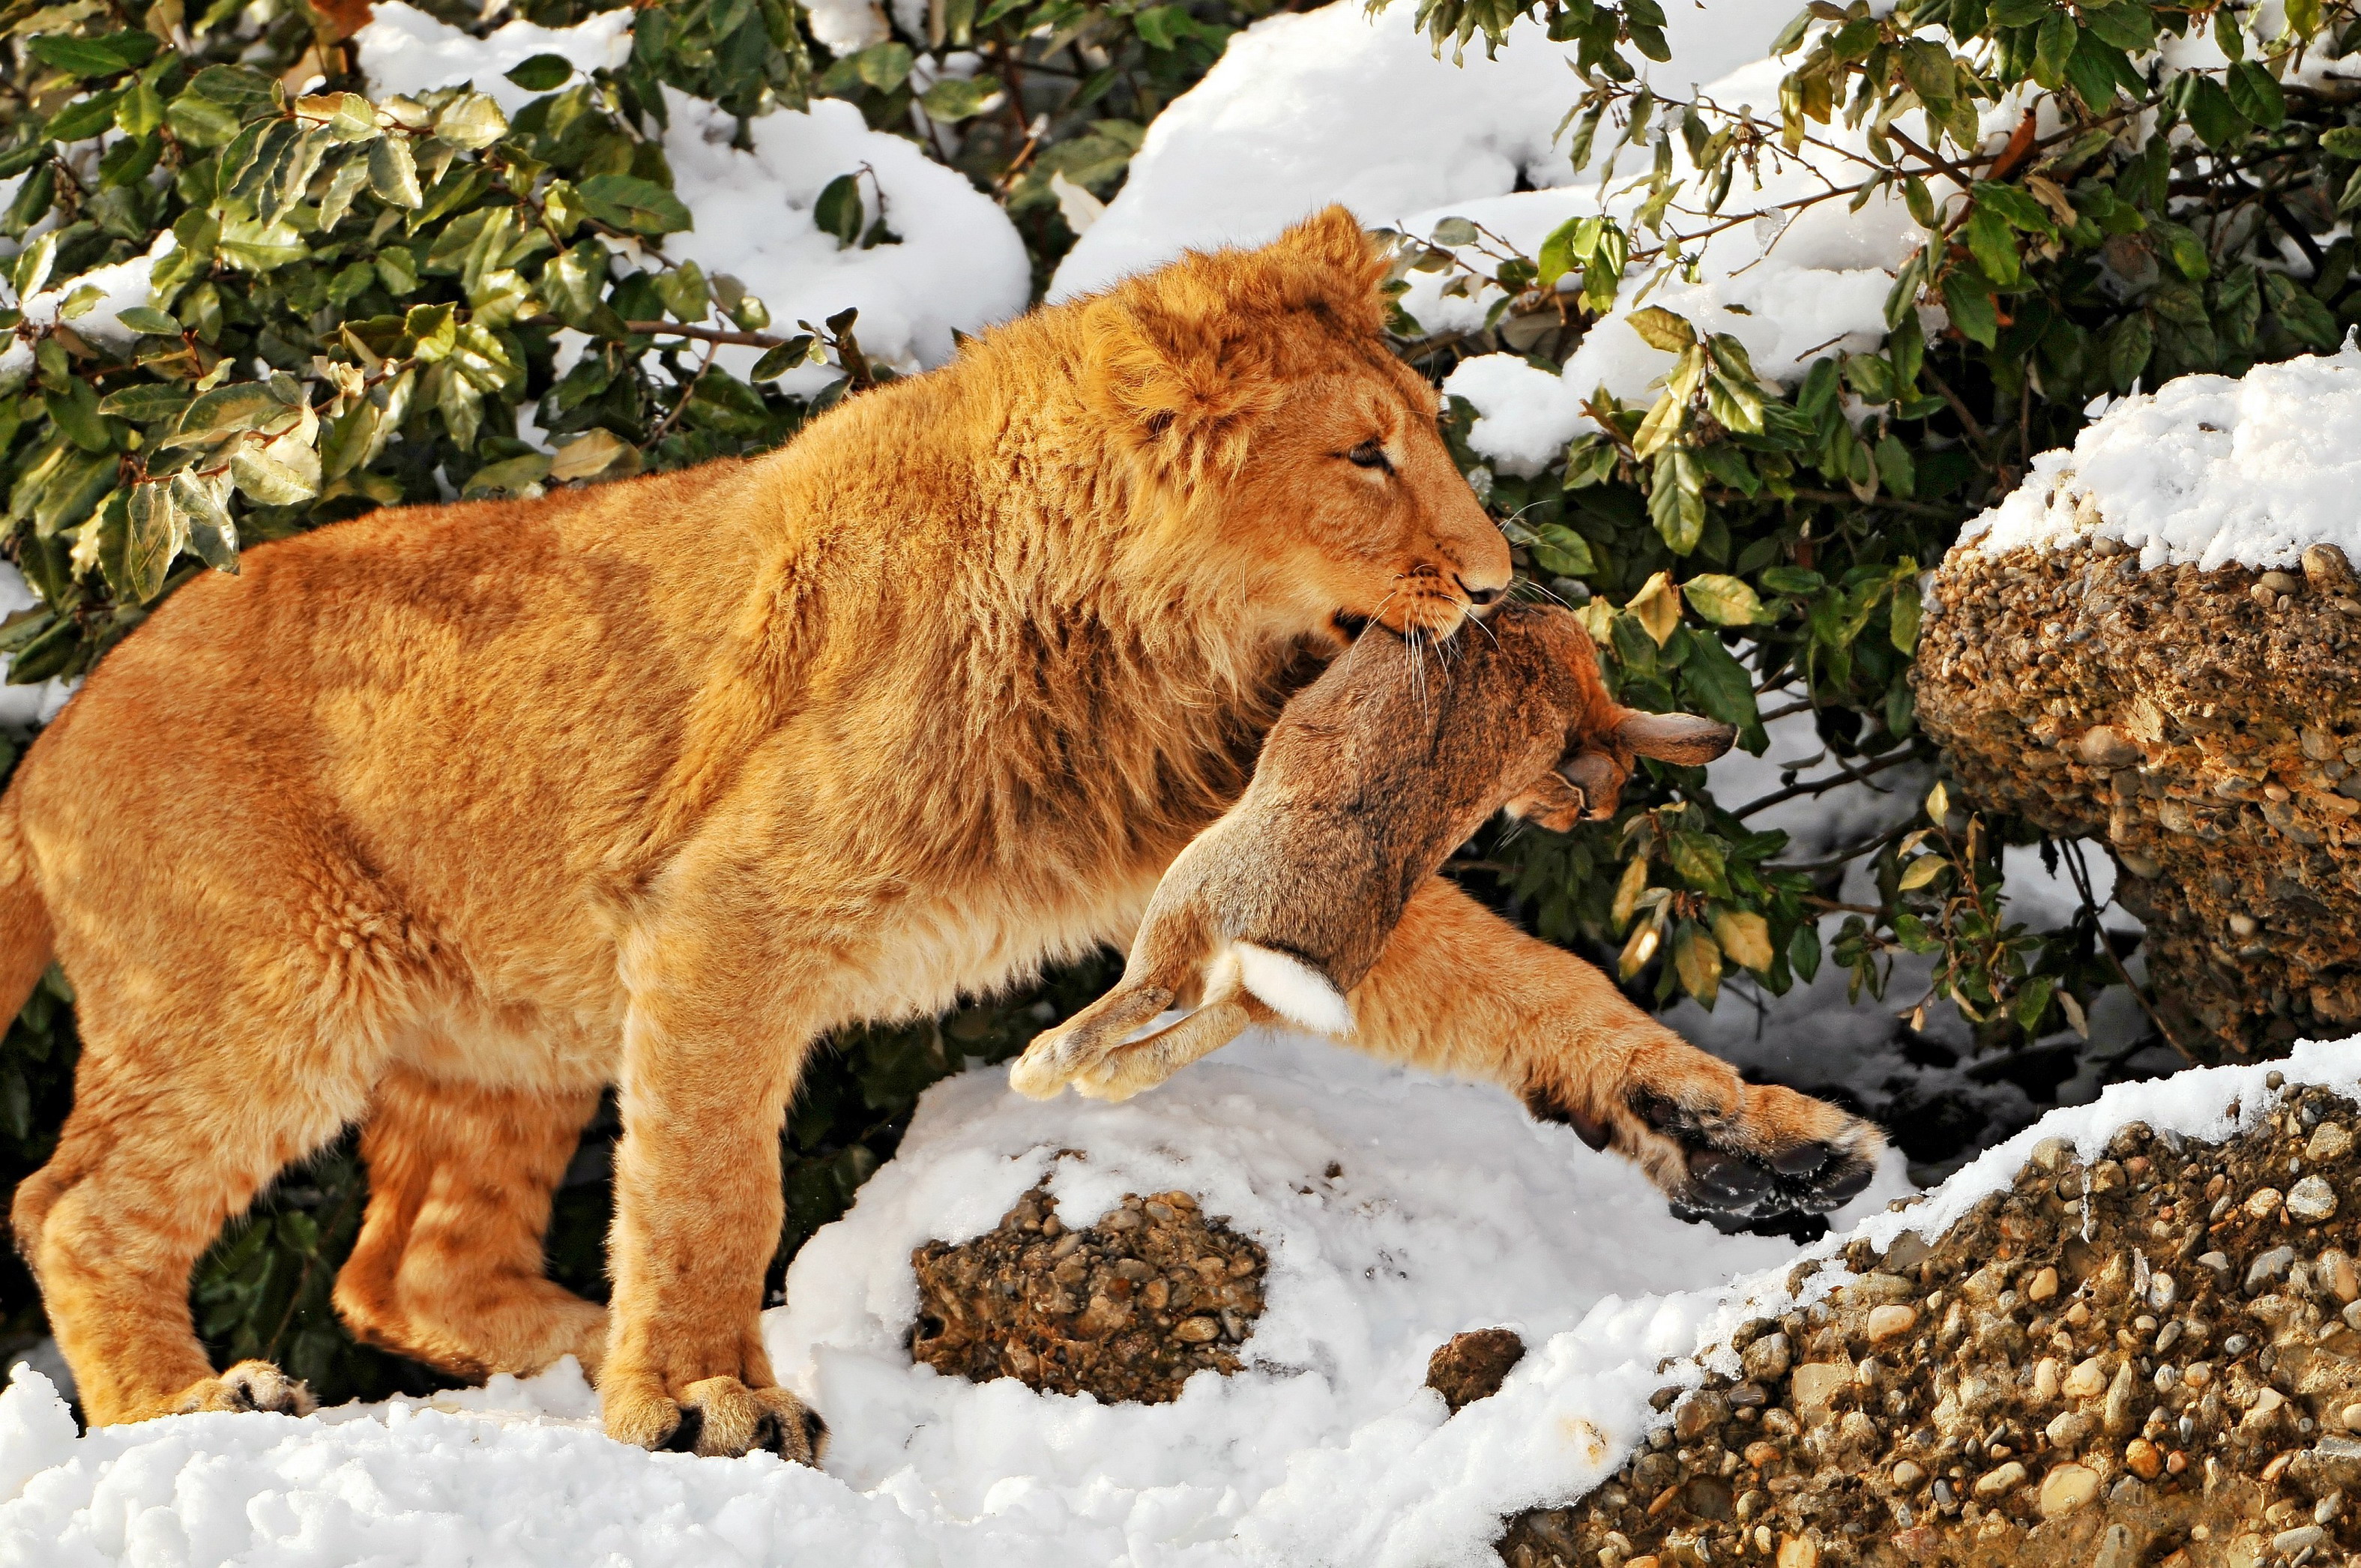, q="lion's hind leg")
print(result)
[334,1066,608,1380]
